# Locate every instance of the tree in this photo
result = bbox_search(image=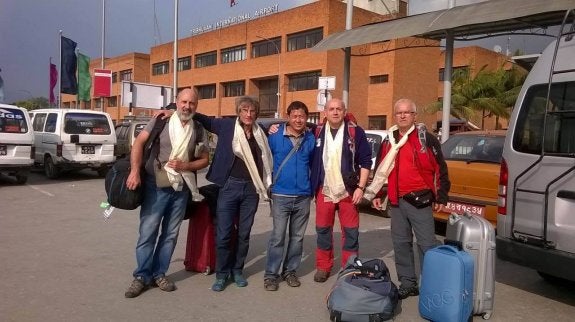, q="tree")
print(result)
[426,65,526,129]
[10,97,49,110]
